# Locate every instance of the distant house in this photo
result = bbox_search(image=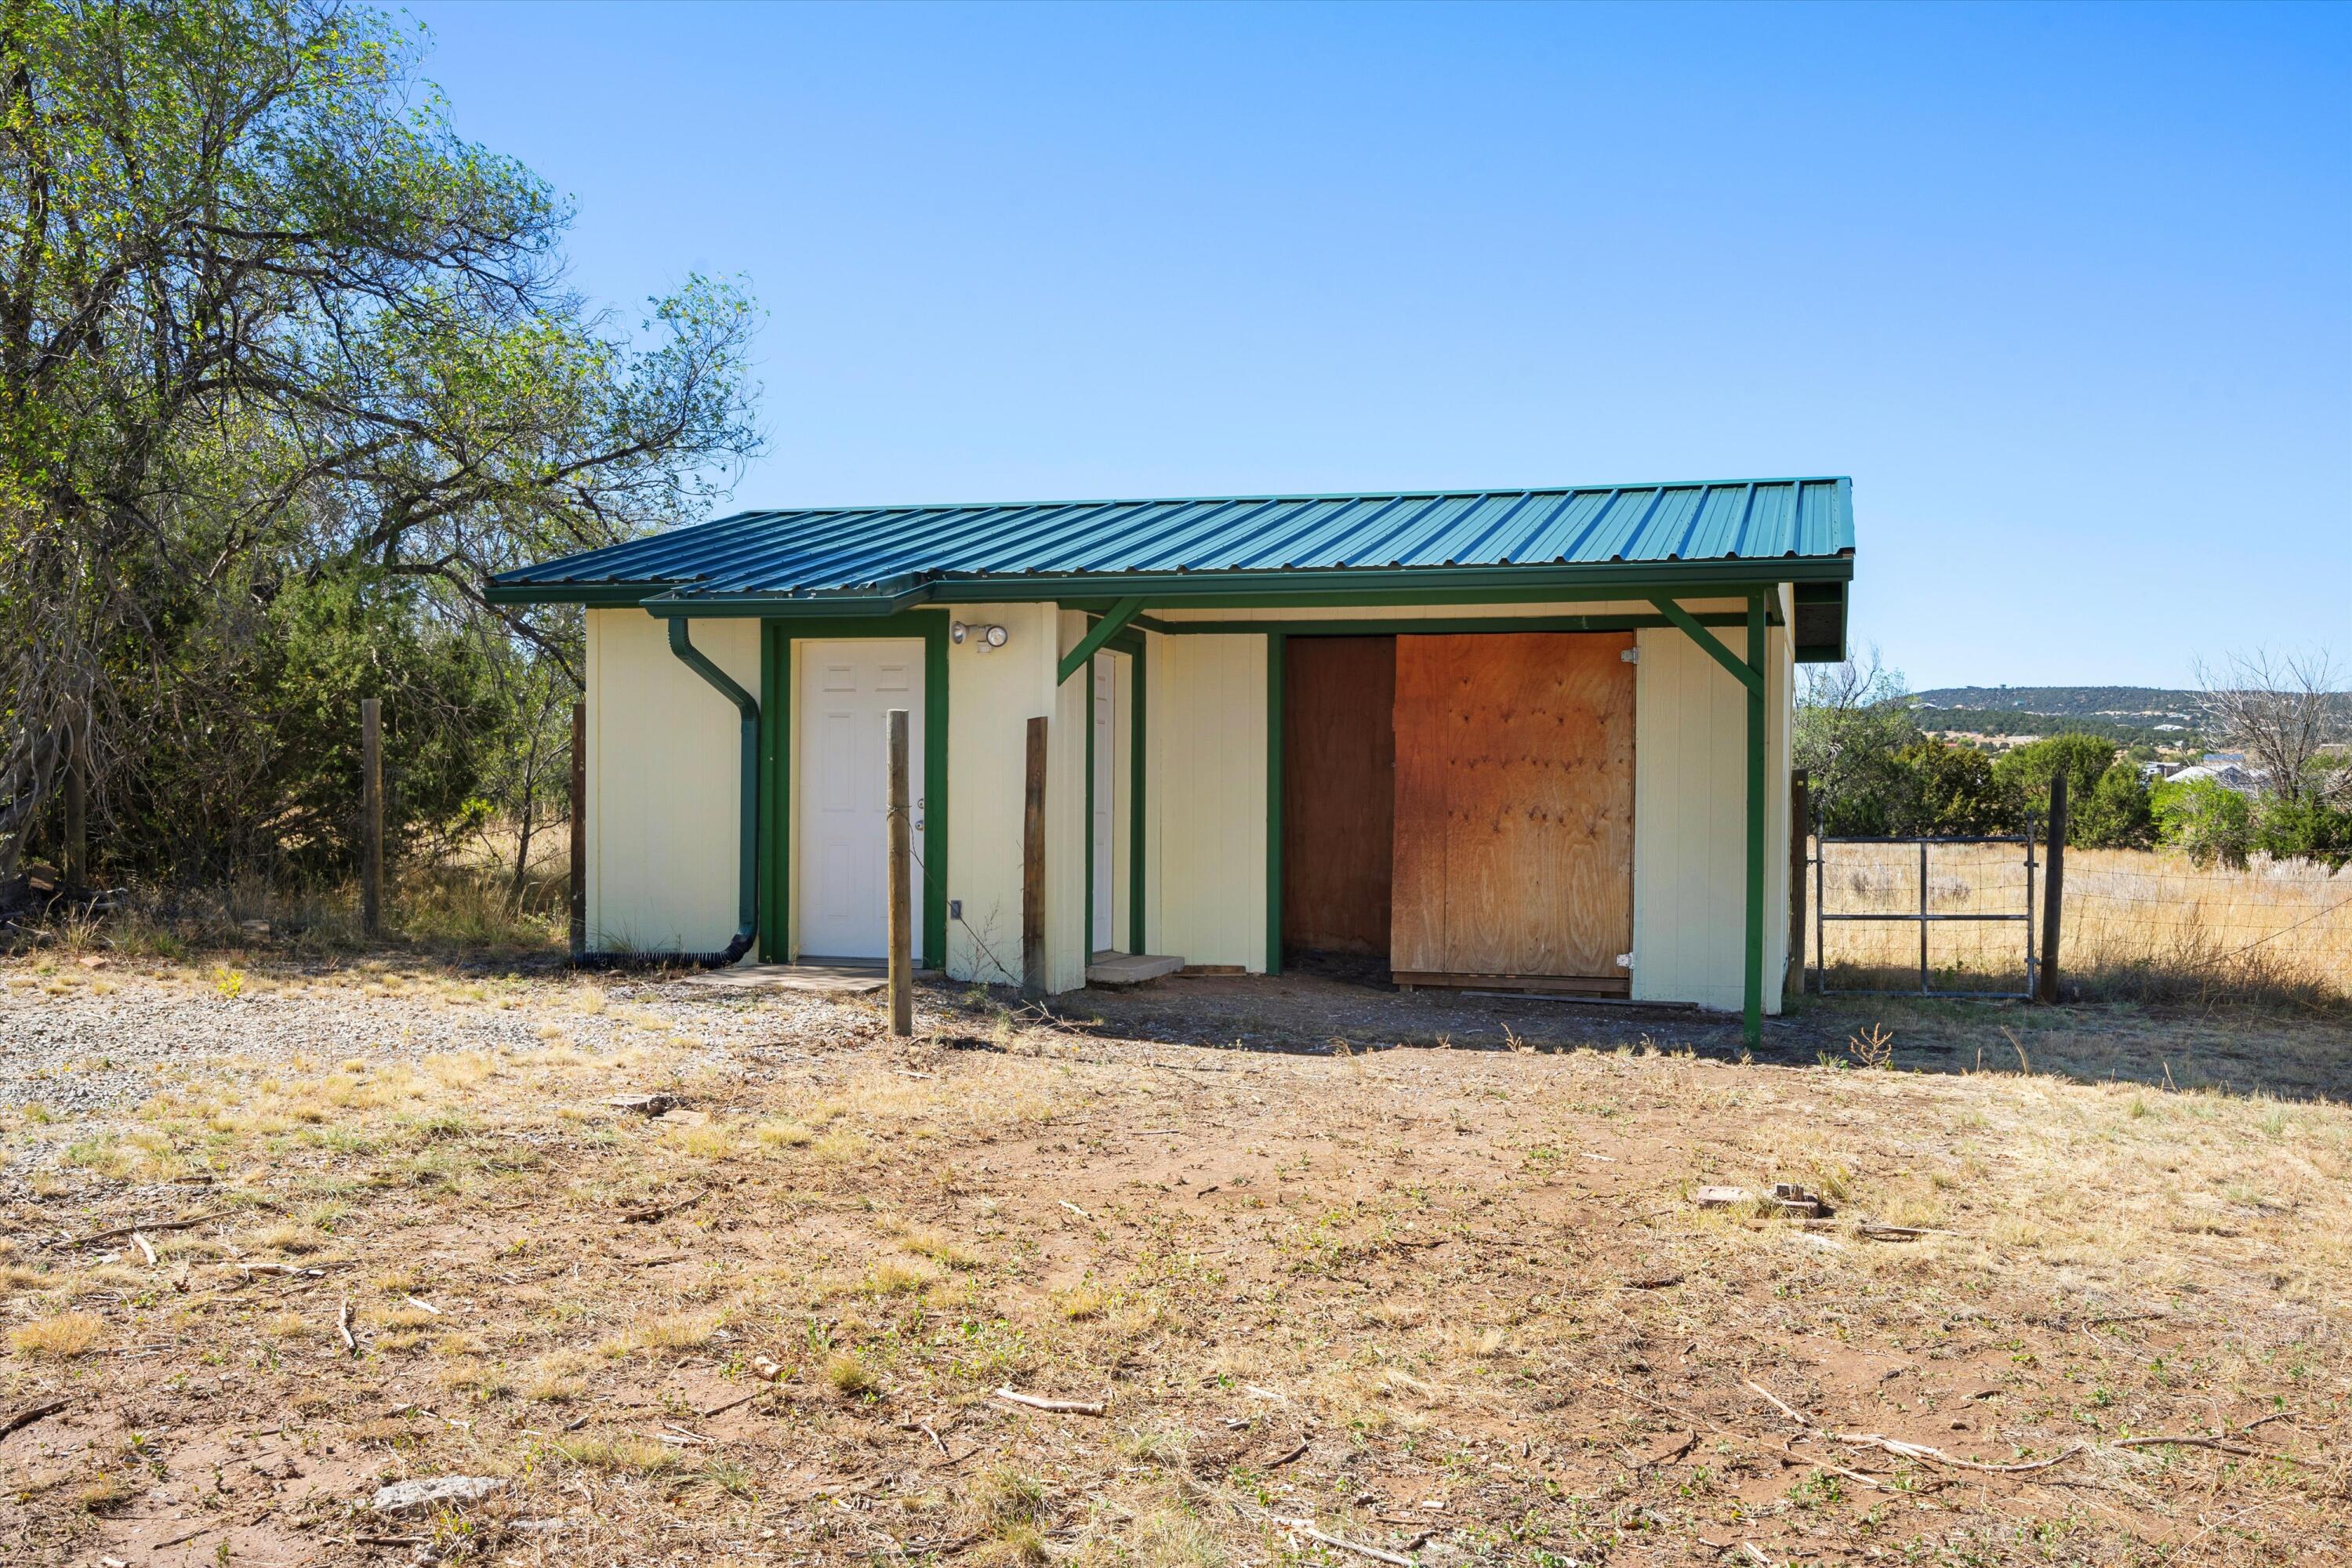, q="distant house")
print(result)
[488,477,1858,1044]
[2167,763,2262,793]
